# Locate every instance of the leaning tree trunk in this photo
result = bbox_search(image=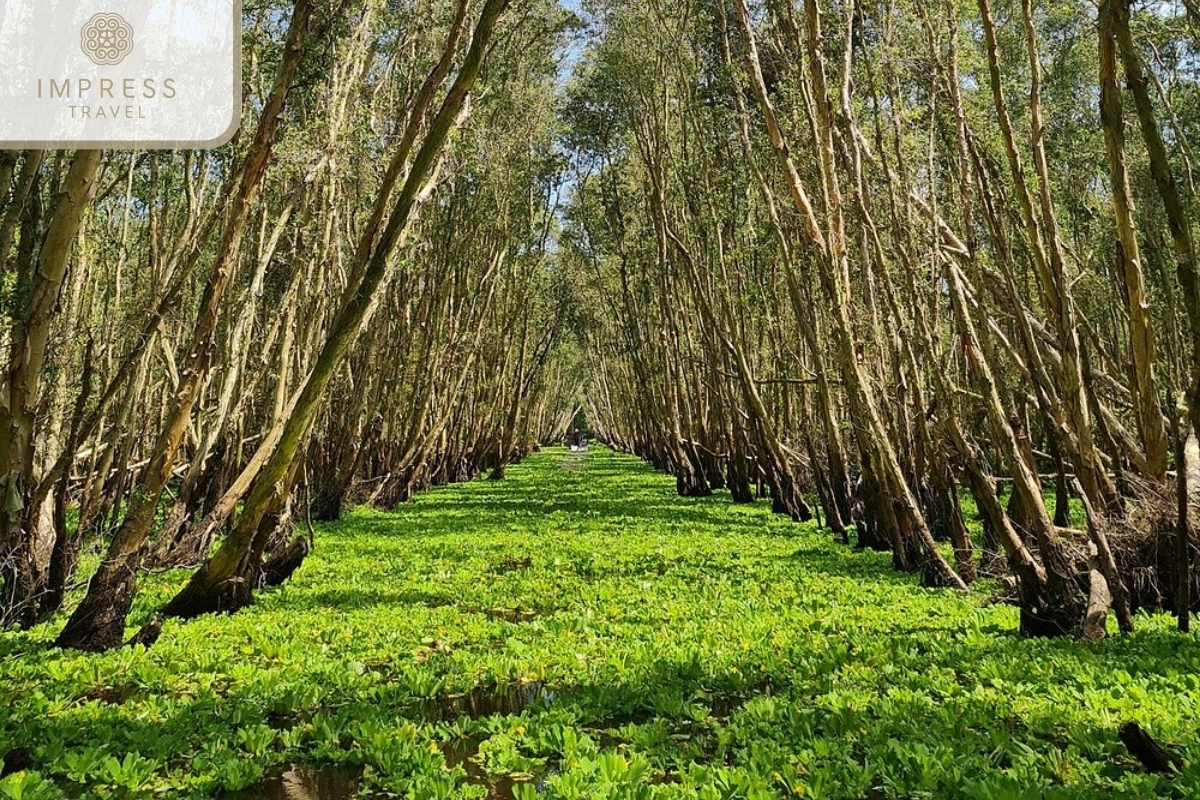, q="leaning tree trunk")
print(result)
[55,0,314,651]
[0,149,101,629]
[735,0,964,588]
[1111,0,1200,442]
[977,0,1119,514]
[163,0,513,620]
[1098,0,1168,481]
[945,262,1082,635]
